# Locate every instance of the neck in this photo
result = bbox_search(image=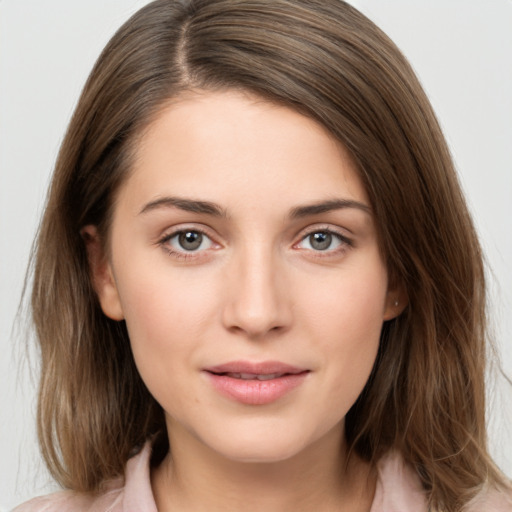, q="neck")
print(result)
[151,423,376,512]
